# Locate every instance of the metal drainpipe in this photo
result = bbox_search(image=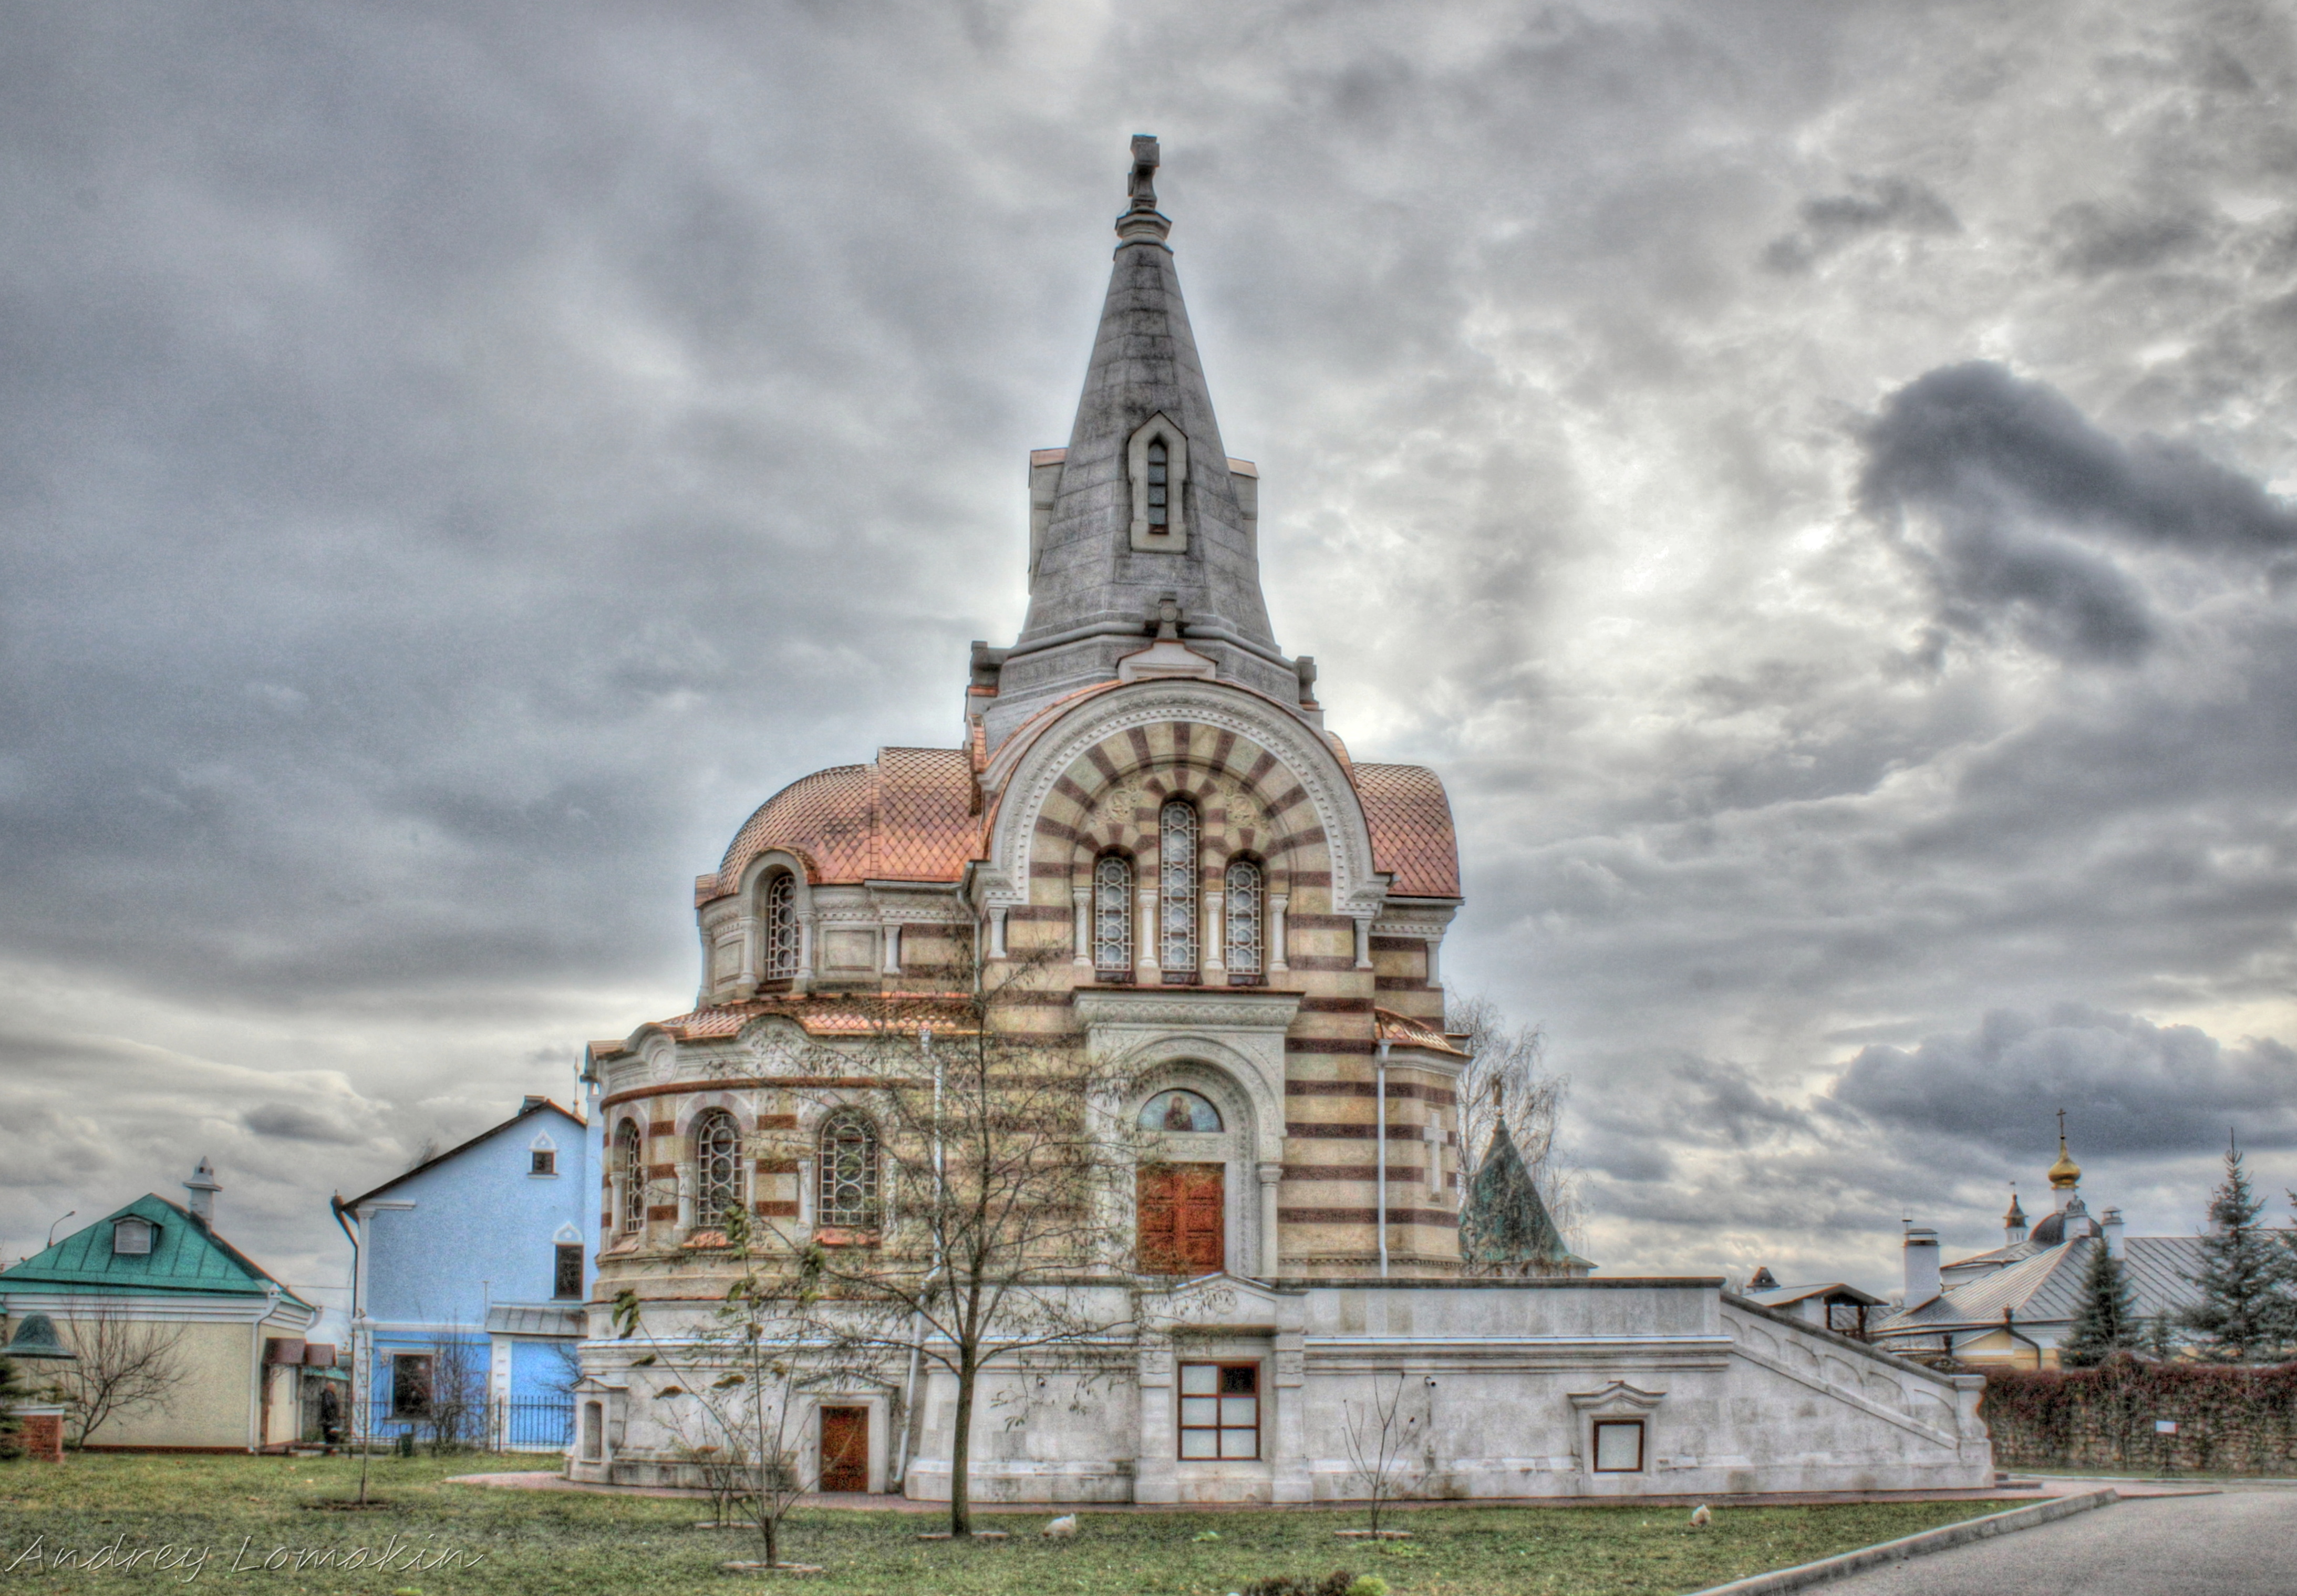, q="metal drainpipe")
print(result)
[1375,1039,1390,1279]
[893,1027,941,1491]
